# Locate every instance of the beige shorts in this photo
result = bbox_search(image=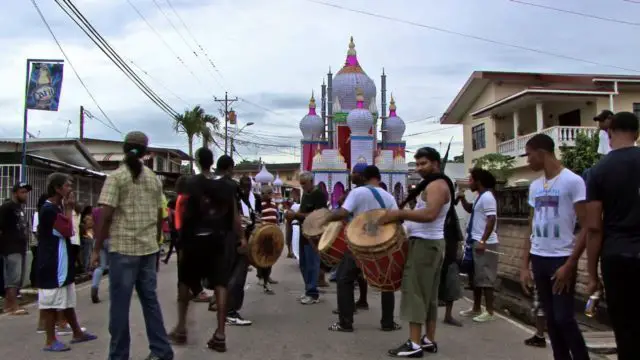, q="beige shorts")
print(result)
[38,284,77,310]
